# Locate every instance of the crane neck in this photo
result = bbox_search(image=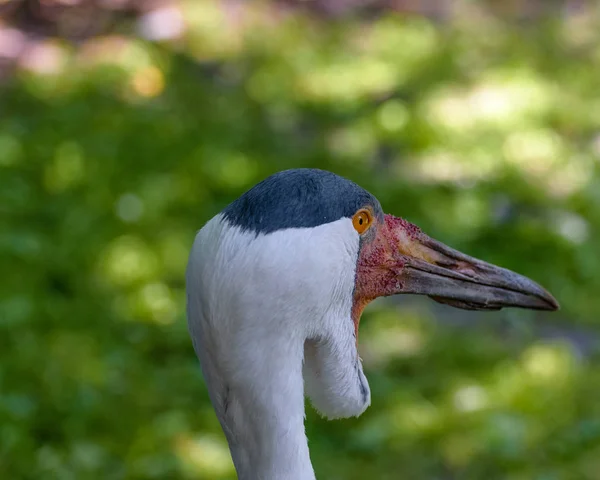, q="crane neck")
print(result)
[218,338,316,480]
